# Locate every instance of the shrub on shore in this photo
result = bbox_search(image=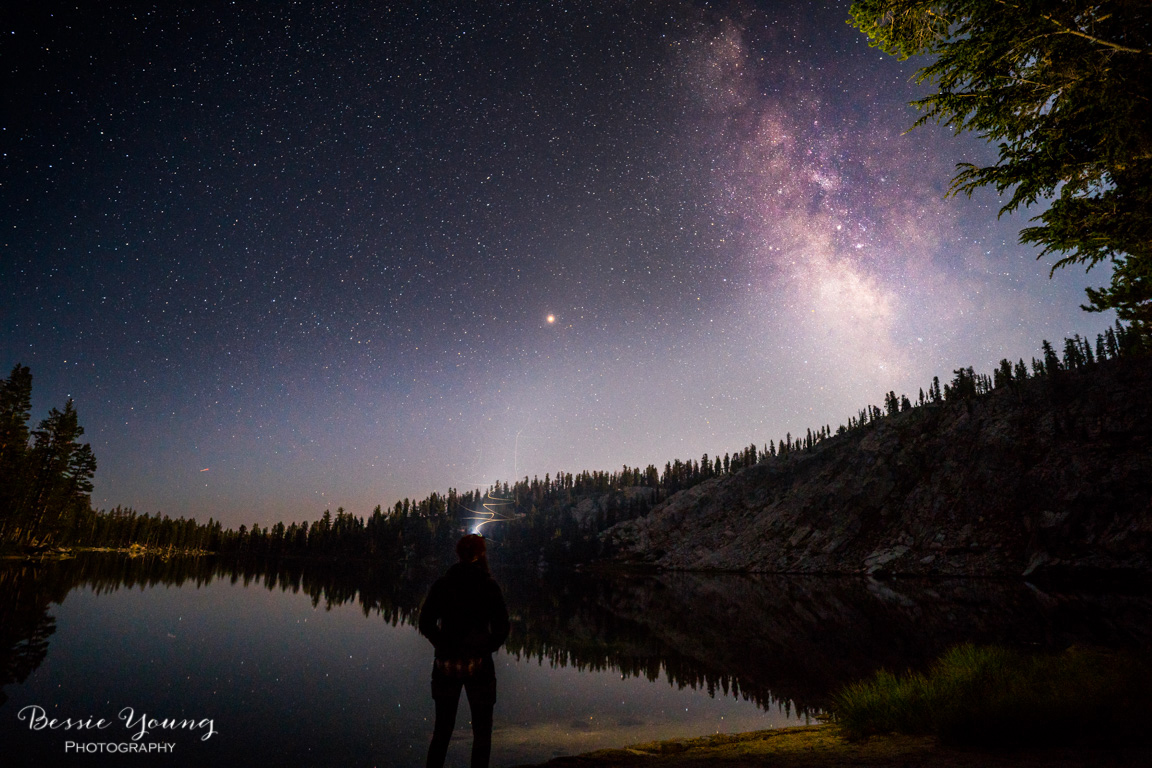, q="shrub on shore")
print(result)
[831,643,1152,747]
